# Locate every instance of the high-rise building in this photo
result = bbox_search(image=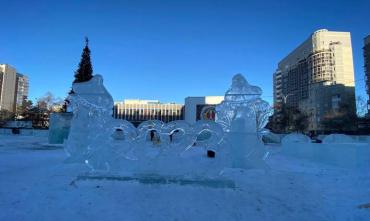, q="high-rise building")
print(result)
[273,29,356,132]
[0,64,29,113]
[113,99,184,126]
[0,64,17,112]
[364,35,370,115]
[15,73,29,108]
